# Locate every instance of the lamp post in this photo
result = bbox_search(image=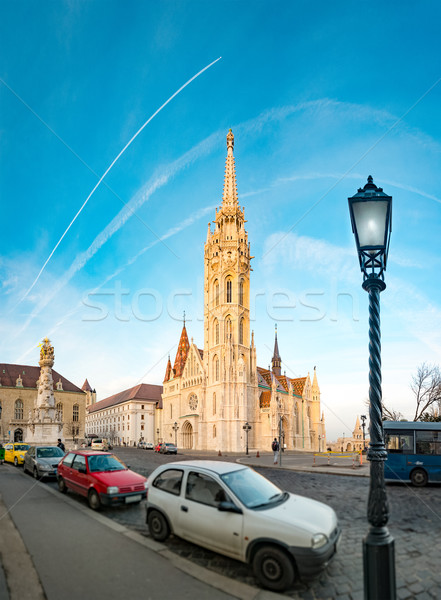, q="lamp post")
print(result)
[242,422,252,455]
[156,428,160,444]
[172,421,179,447]
[349,176,395,599]
[361,415,367,452]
